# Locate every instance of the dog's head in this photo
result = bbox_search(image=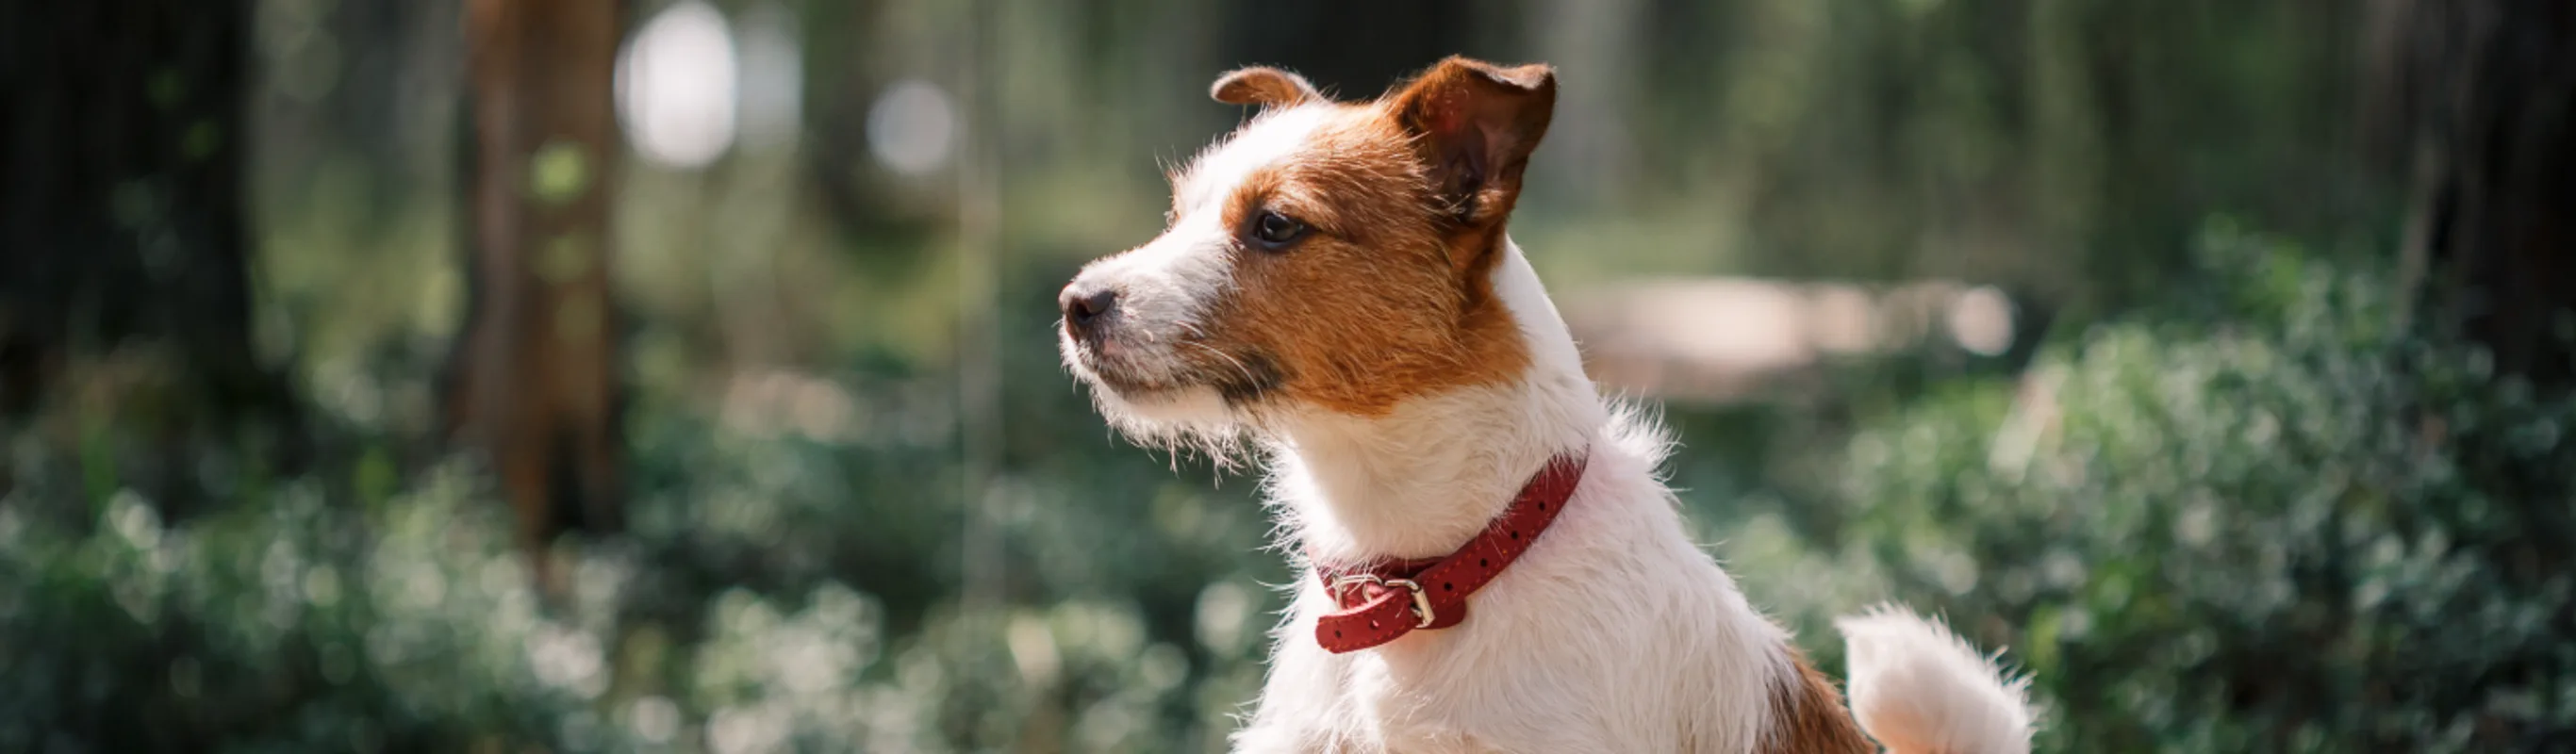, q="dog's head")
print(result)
[1059,57,1558,446]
